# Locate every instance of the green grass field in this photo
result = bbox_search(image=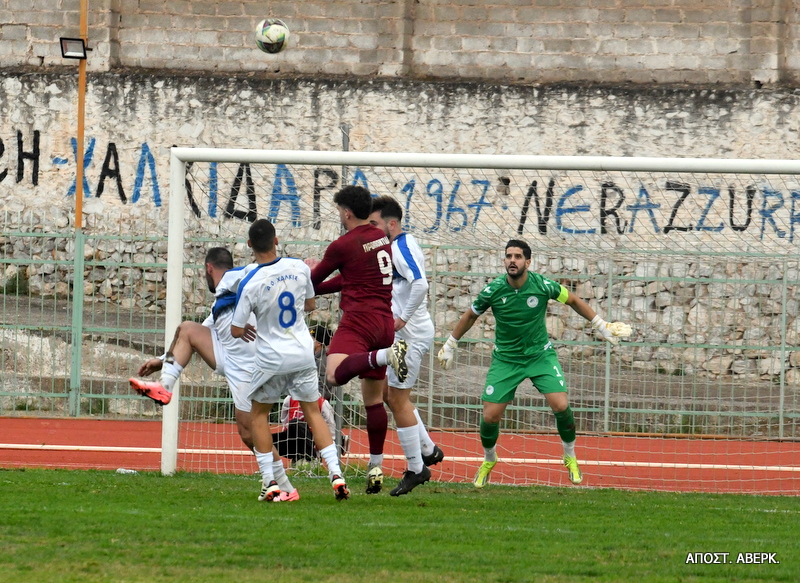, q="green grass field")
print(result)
[1,468,797,583]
